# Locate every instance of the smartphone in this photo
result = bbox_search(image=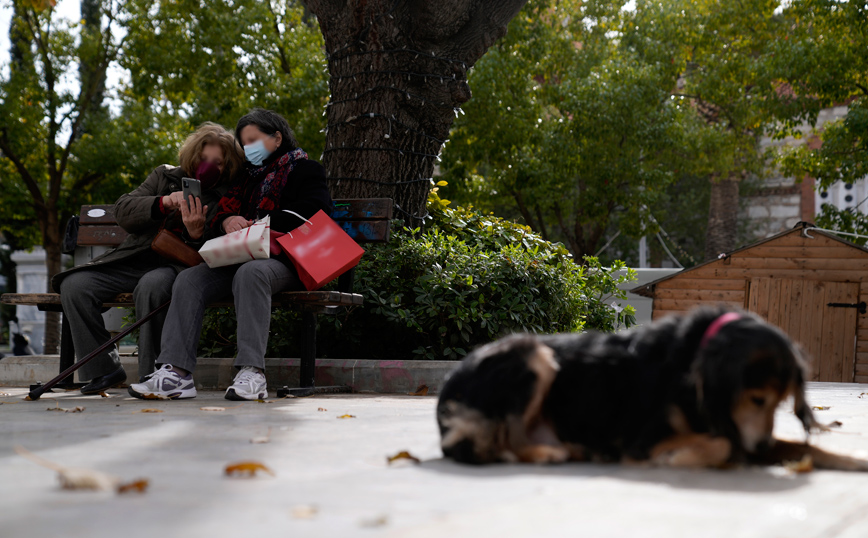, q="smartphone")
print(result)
[182,178,202,208]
